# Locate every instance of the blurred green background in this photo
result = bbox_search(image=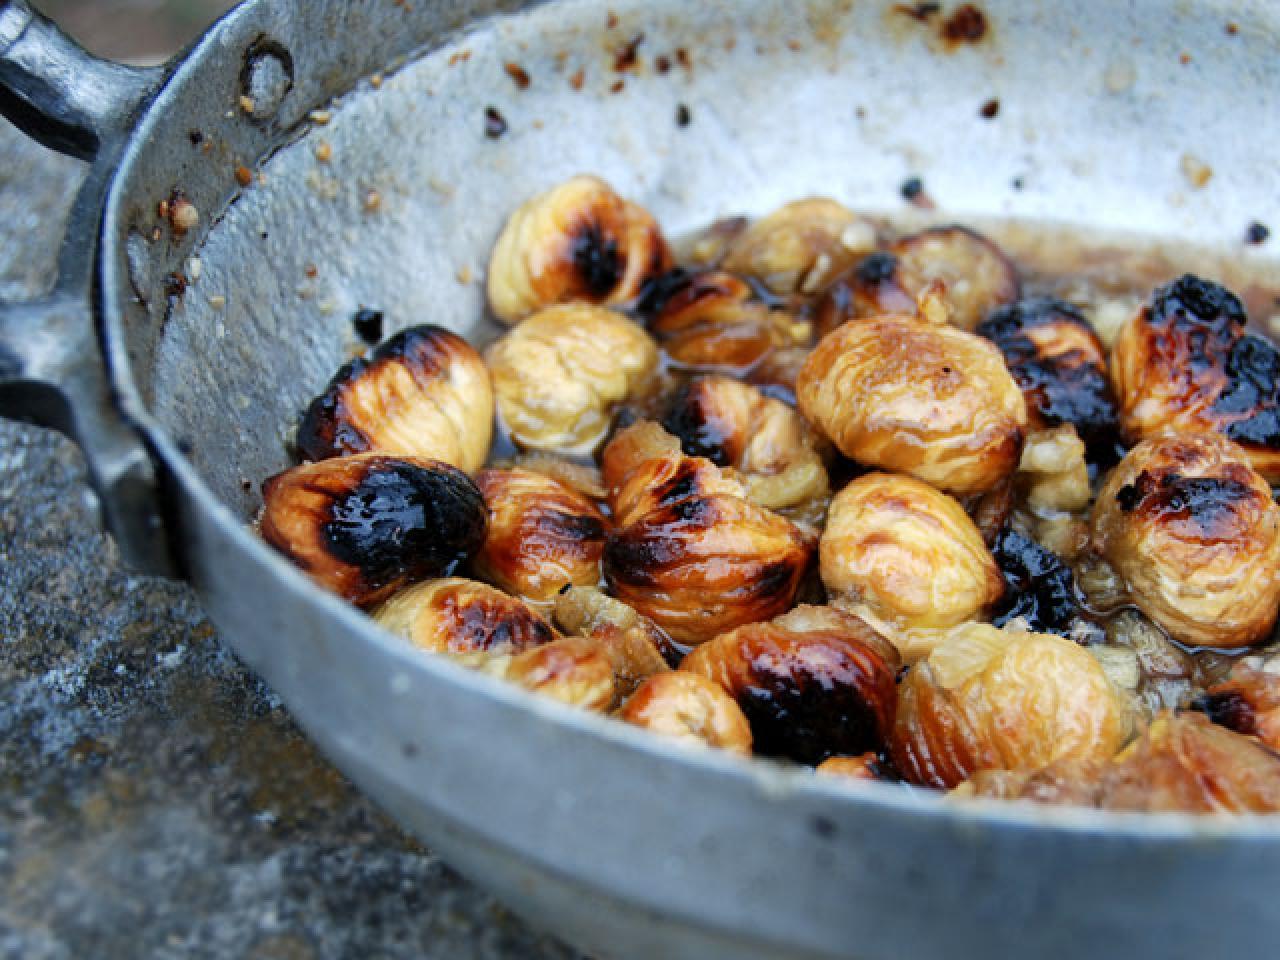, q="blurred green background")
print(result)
[41,0,239,60]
